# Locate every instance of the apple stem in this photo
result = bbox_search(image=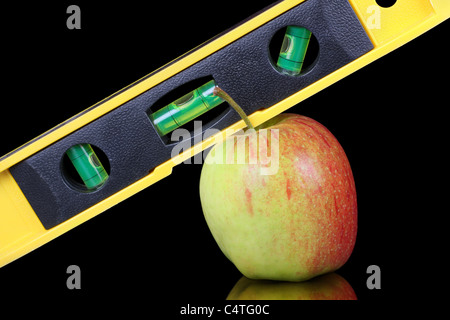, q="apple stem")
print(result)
[213,85,255,130]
